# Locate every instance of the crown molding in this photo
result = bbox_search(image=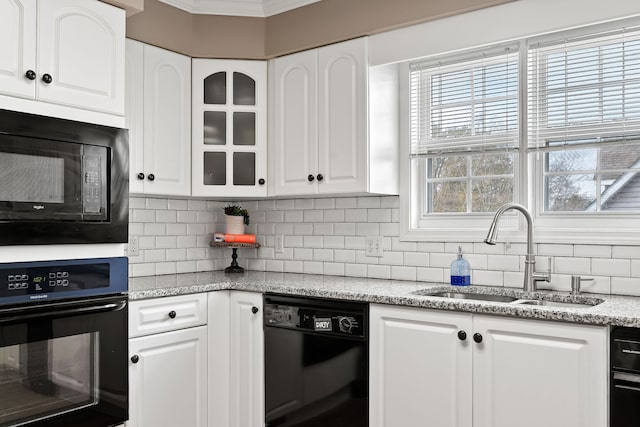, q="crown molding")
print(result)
[157,0,320,17]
